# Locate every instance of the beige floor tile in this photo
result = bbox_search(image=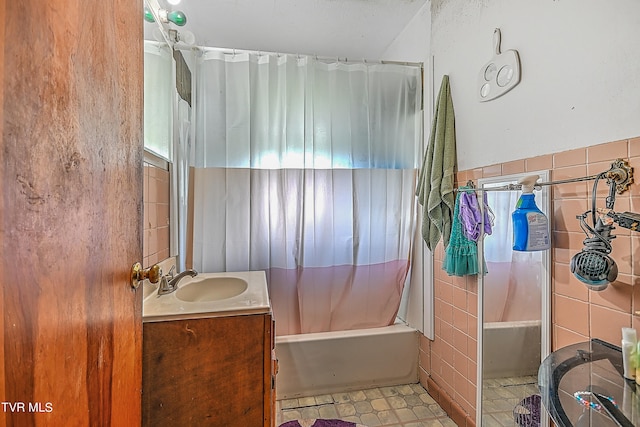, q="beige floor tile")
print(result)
[419,392,437,405]
[370,397,390,411]
[396,384,417,395]
[335,402,356,417]
[354,400,373,415]
[300,407,320,419]
[349,390,368,402]
[280,398,299,409]
[379,386,401,397]
[396,407,419,422]
[412,405,437,419]
[404,393,426,406]
[427,403,447,417]
[280,410,301,422]
[276,383,456,427]
[298,396,317,407]
[377,409,400,424]
[314,394,334,405]
[317,405,339,419]
[360,412,383,426]
[387,395,409,409]
[331,392,351,404]
[364,388,384,399]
